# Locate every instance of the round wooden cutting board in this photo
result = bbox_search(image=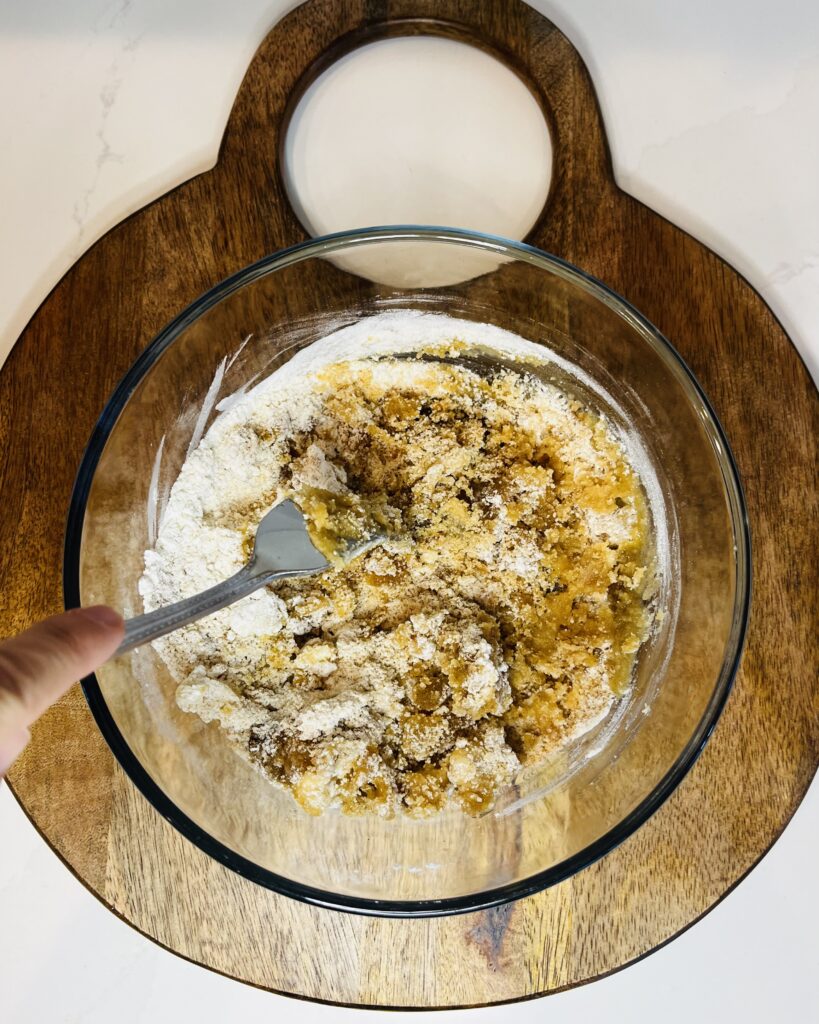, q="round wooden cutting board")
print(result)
[1,0,817,1009]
